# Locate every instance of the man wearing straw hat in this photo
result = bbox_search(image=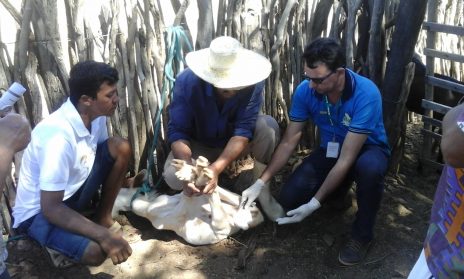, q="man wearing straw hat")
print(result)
[163,36,284,220]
